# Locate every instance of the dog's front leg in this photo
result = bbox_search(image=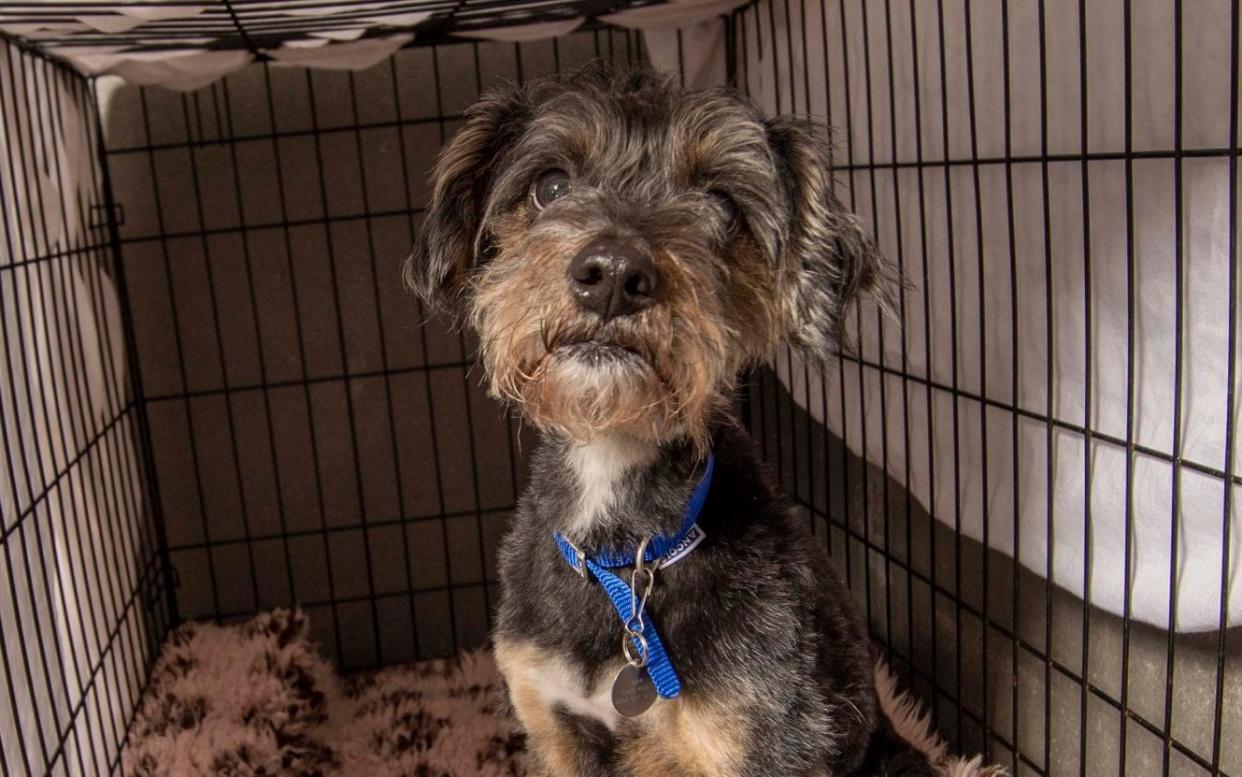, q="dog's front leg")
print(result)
[495,639,616,776]
[615,696,753,777]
